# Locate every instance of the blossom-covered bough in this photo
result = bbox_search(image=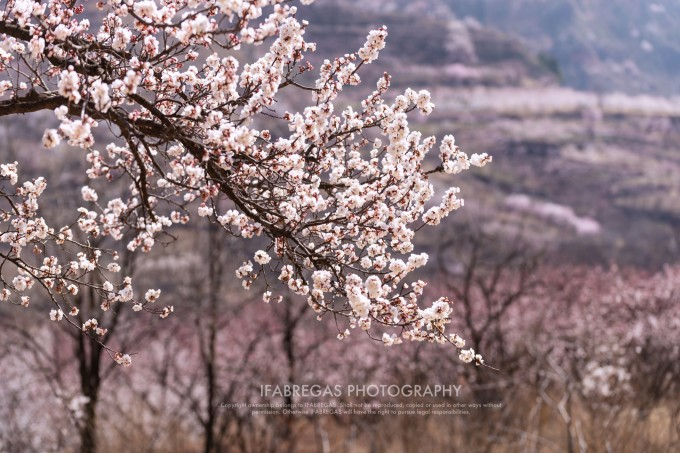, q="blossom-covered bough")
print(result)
[0,0,491,366]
